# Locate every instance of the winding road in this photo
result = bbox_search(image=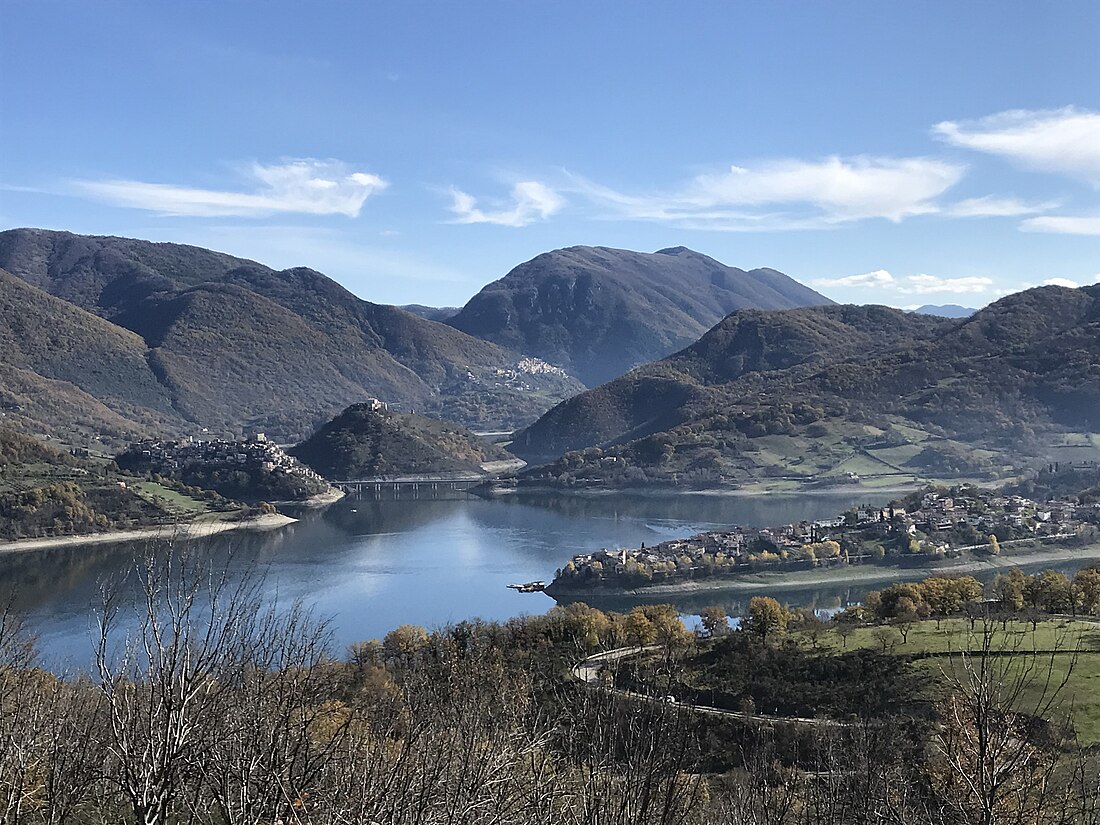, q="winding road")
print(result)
[572,645,851,728]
